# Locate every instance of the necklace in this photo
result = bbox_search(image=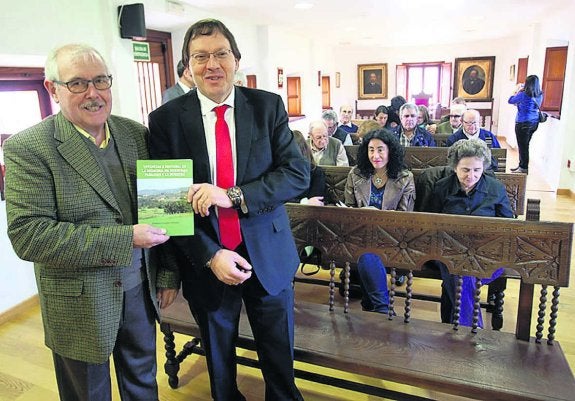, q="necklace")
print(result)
[372,170,387,186]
